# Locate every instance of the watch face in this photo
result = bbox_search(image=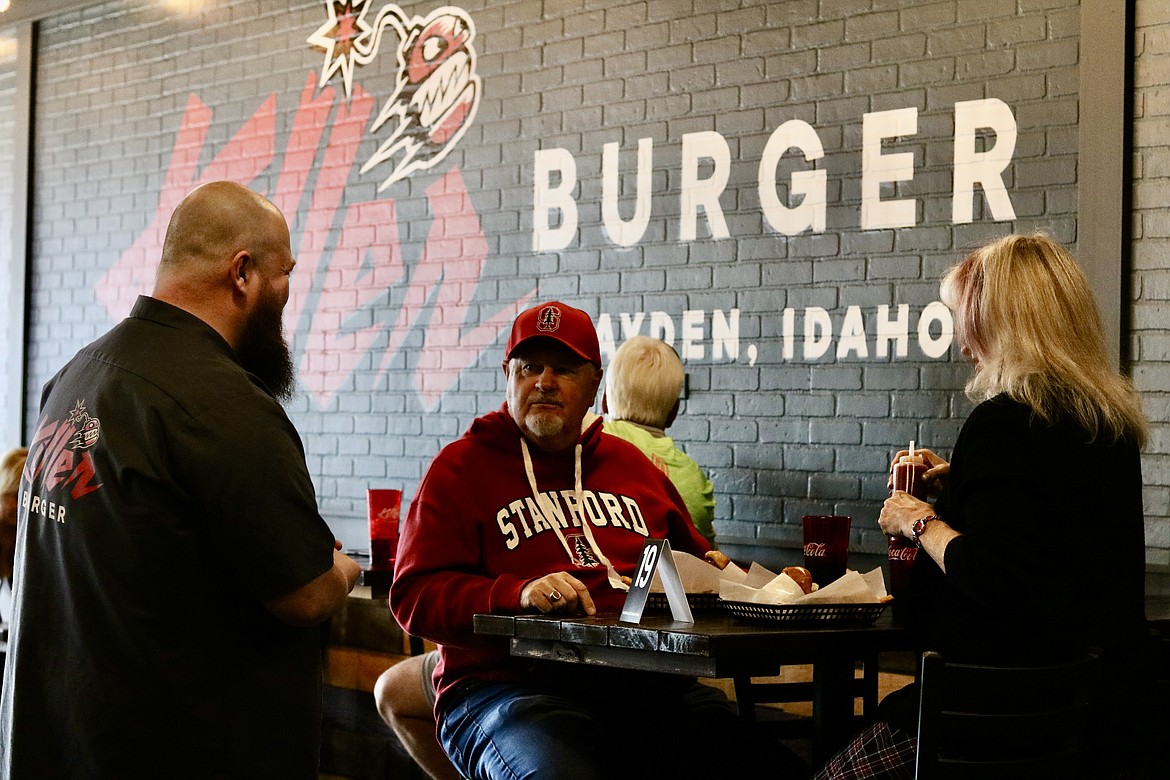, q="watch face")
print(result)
[911,515,937,544]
